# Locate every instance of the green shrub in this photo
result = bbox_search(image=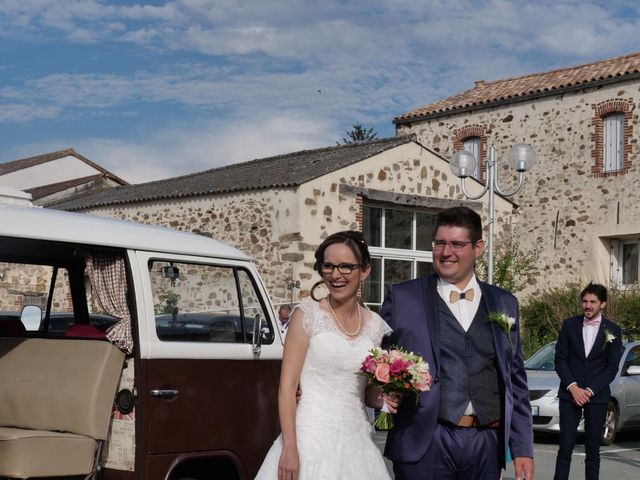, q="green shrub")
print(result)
[476,231,540,294]
[520,283,640,358]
